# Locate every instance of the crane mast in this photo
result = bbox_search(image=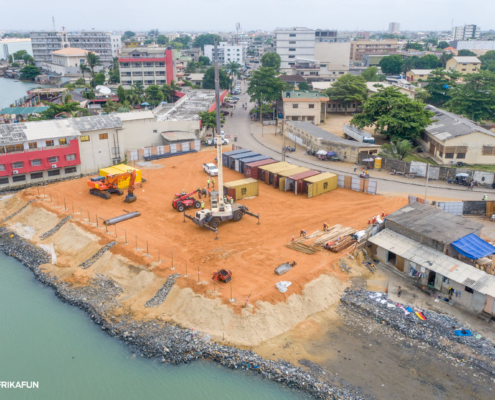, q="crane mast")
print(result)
[214,39,227,209]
